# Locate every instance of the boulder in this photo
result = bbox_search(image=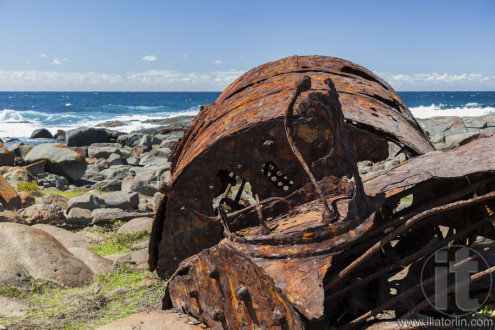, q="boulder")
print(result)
[65,207,93,226]
[0,212,26,224]
[30,128,53,139]
[76,230,105,245]
[153,192,163,211]
[20,204,64,225]
[53,129,66,141]
[68,247,113,274]
[33,224,90,249]
[7,142,24,158]
[24,143,87,182]
[150,147,172,159]
[0,174,21,210]
[130,248,148,269]
[25,160,47,176]
[118,133,144,148]
[2,166,36,186]
[131,145,147,158]
[139,155,163,167]
[91,208,150,224]
[102,165,135,180]
[82,171,106,182]
[131,240,149,250]
[0,296,28,318]
[121,177,158,196]
[94,179,122,191]
[117,217,153,234]
[96,310,201,330]
[37,172,70,190]
[19,191,36,208]
[87,146,121,159]
[445,132,483,149]
[18,145,33,161]
[107,153,123,166]
[0,250,31,288]
[40,193,70,209]
[67,193,104,212]
[0,223,94,287]
[65,127,108,147]
[99,191,139,210]
[0,141,14,166]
